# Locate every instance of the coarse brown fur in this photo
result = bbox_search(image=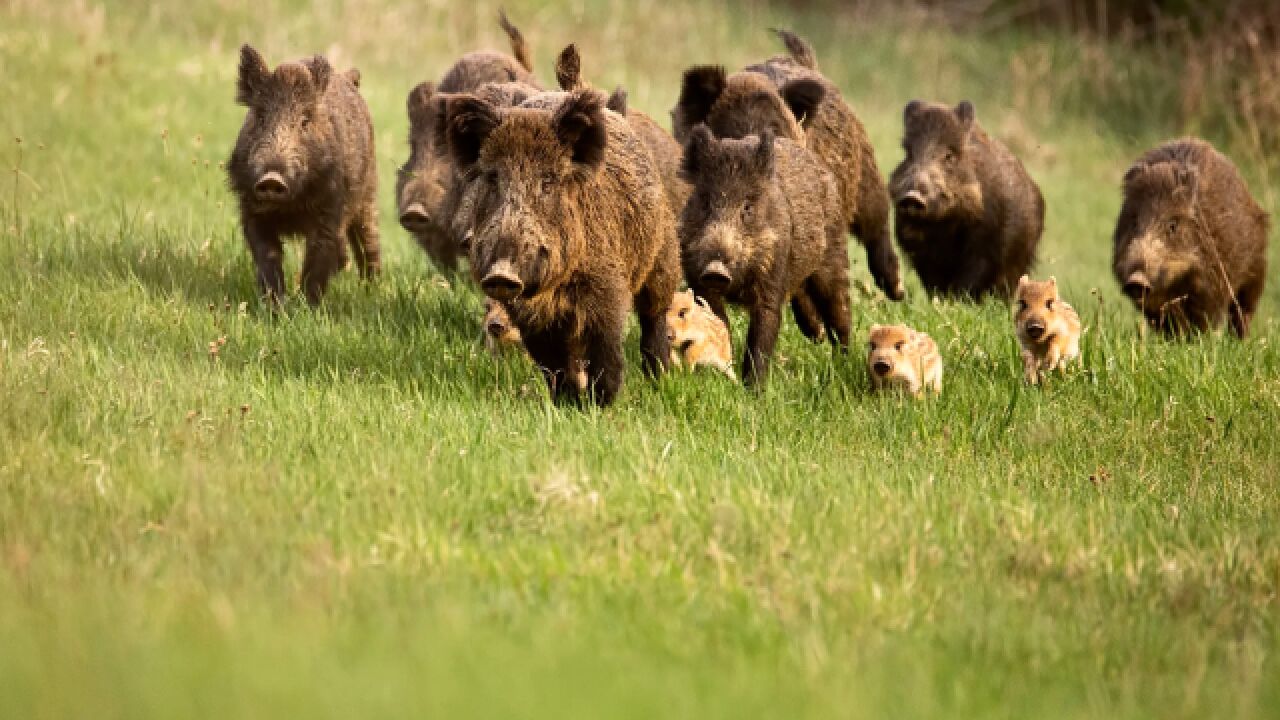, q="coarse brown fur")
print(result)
[1112,137,1269,337]
[666,289,735,379]
[441,89,681,406]
[227,45,379,305]
[1014,275,1082,384]
[395,13,542,274]
[867,324,942,397]
[889,100,1044,300]
[554,44,689,216]
[679,125,850,386]
[672,30,904,301]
